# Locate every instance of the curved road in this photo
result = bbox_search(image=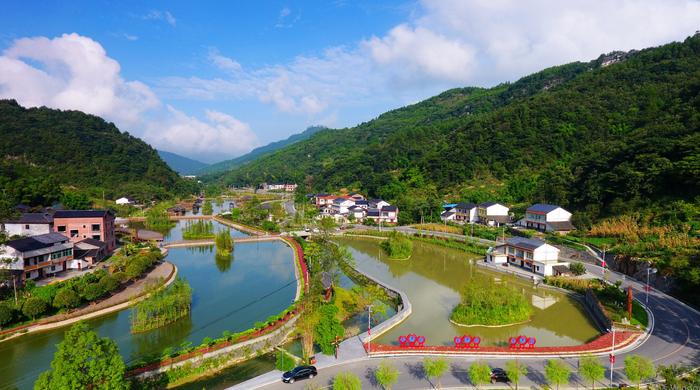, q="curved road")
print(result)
[232,252,700,389]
